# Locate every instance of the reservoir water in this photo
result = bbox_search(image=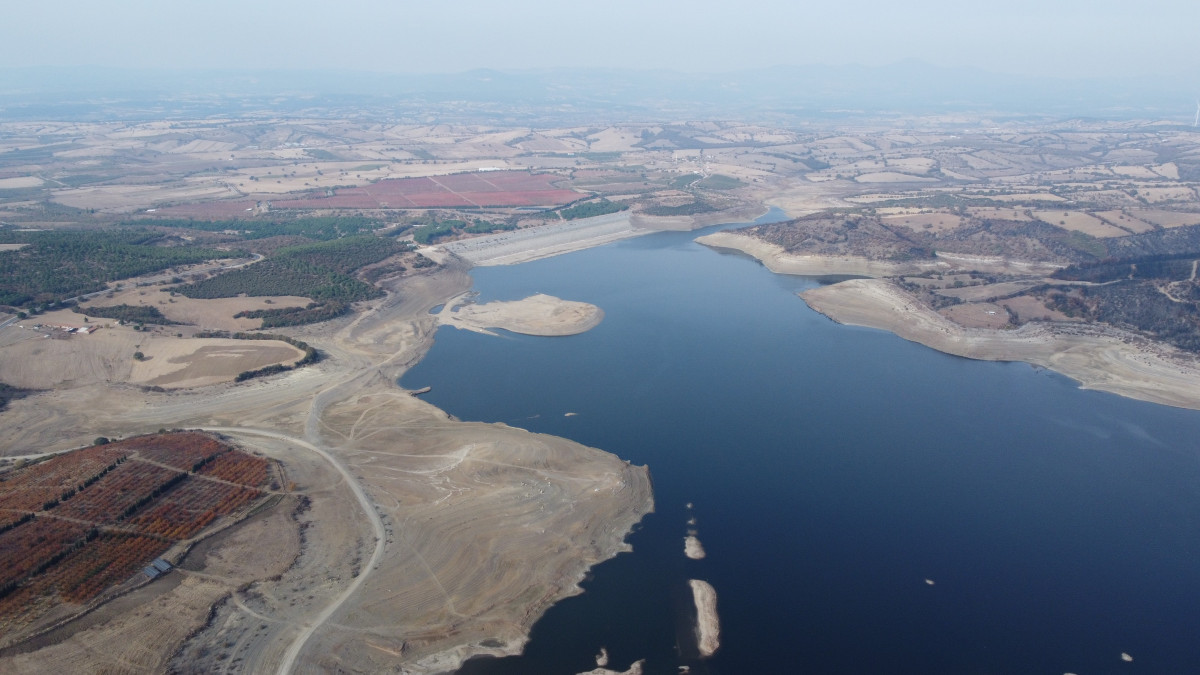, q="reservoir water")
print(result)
[402,211,1200,674]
